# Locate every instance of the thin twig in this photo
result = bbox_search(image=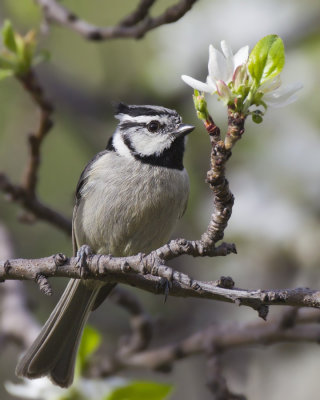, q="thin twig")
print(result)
[18,71,53,196]
[195,112,244,253]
